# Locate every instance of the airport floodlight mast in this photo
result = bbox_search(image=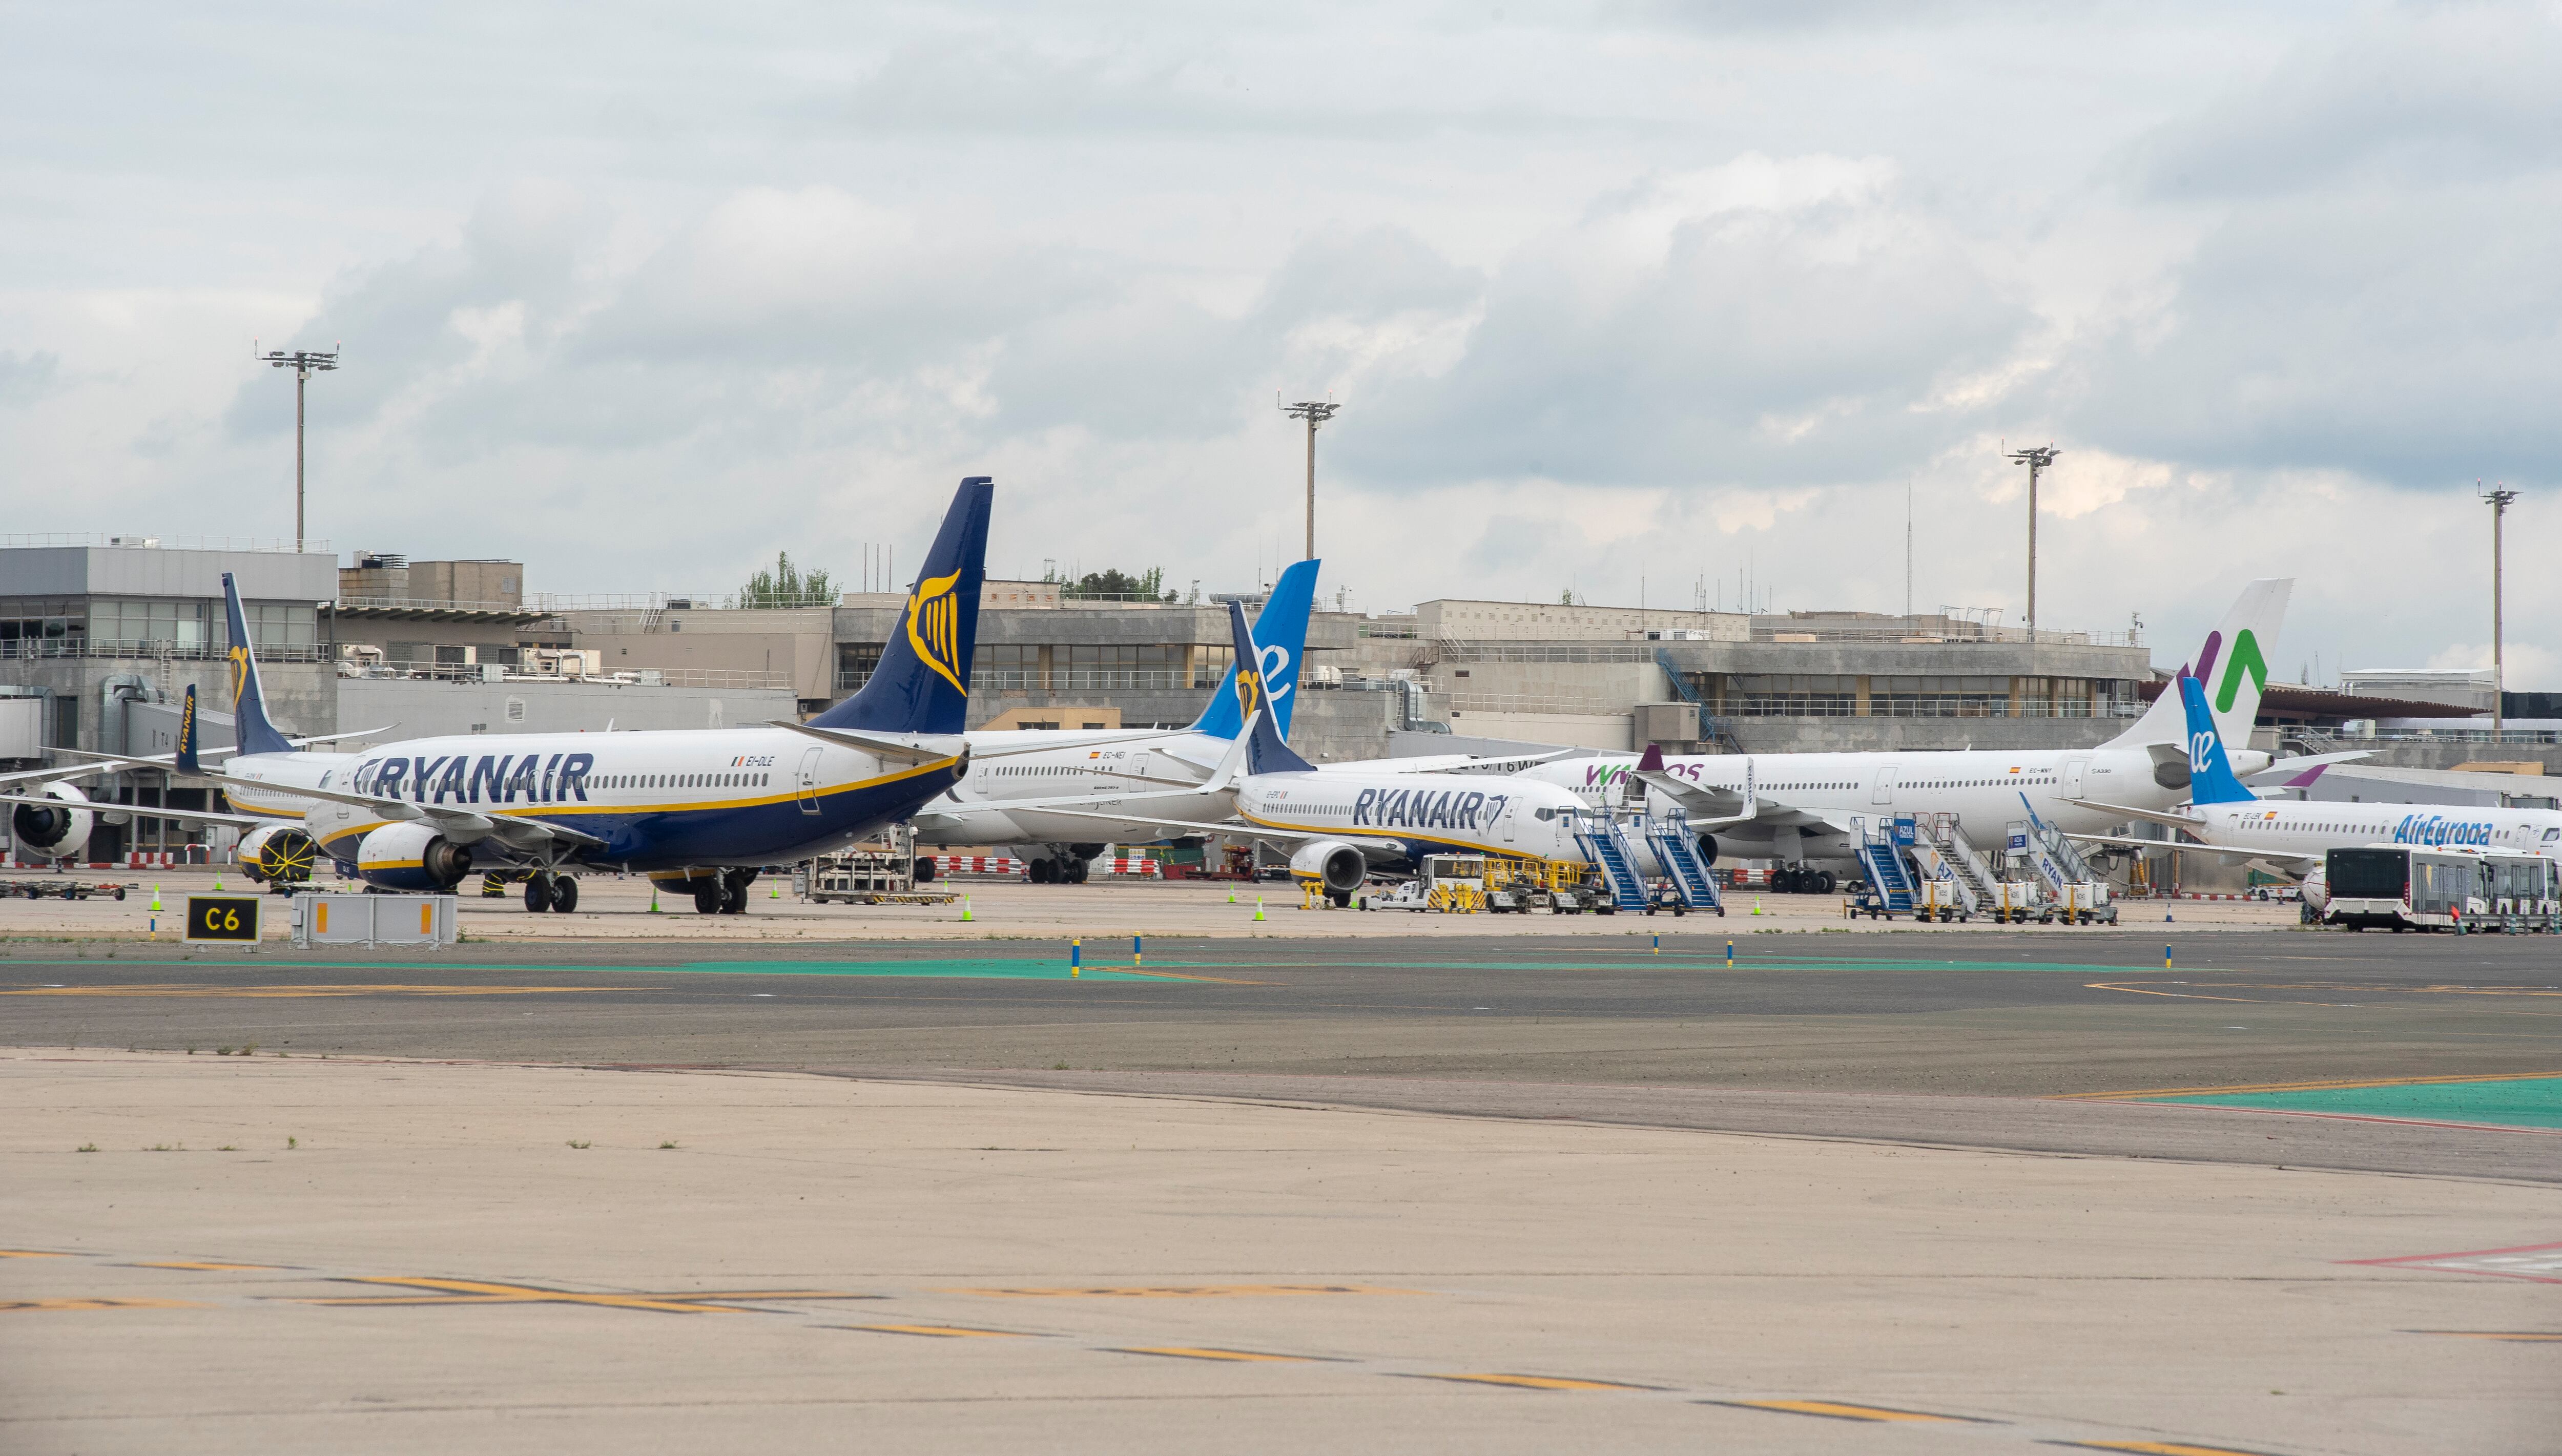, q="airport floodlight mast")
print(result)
[1279,396,1341,560]
[258,341,341,553]
[2006,444,2059,643]
[2481,479,2520,737]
